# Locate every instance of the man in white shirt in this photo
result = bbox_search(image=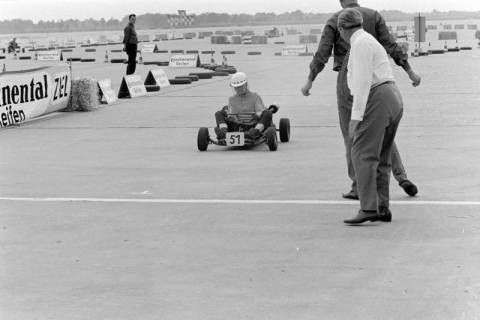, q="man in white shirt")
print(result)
[338,8,412,224]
